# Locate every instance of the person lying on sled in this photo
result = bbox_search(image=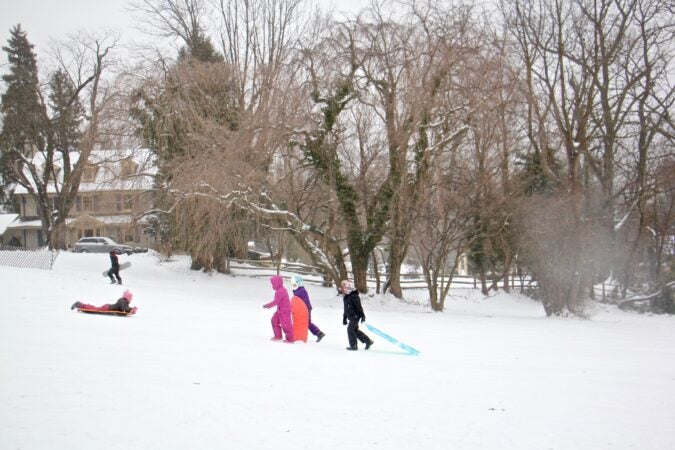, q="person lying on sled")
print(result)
[71,289,136,313]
